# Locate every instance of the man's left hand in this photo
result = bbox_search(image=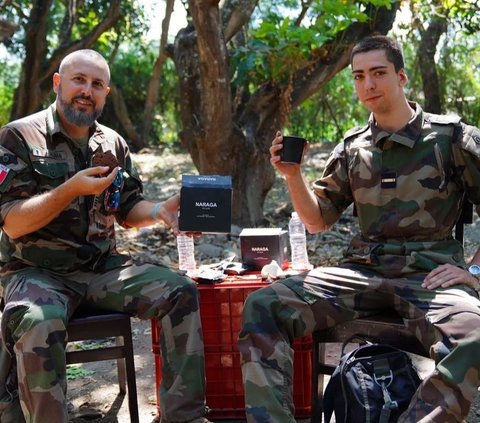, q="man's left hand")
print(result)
[155,194,180,235]
[154,195,202,237]
[423,263,479,290]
